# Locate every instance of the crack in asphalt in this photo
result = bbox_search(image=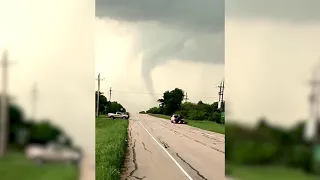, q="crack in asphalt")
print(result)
[124,122,147,180]
[132,175,146,180]
[159,140,170,148]
[158,120,225,143]
[155,122,225,153]
[141,142,152,154]
[129,127,133,145]
[201,133,225,143]
[176,153,208,180]
[125,139,138,180]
